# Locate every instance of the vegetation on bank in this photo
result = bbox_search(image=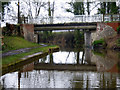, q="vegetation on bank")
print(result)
[92,50,105,57]
[2,36,39,52]
[2,36,59,67]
